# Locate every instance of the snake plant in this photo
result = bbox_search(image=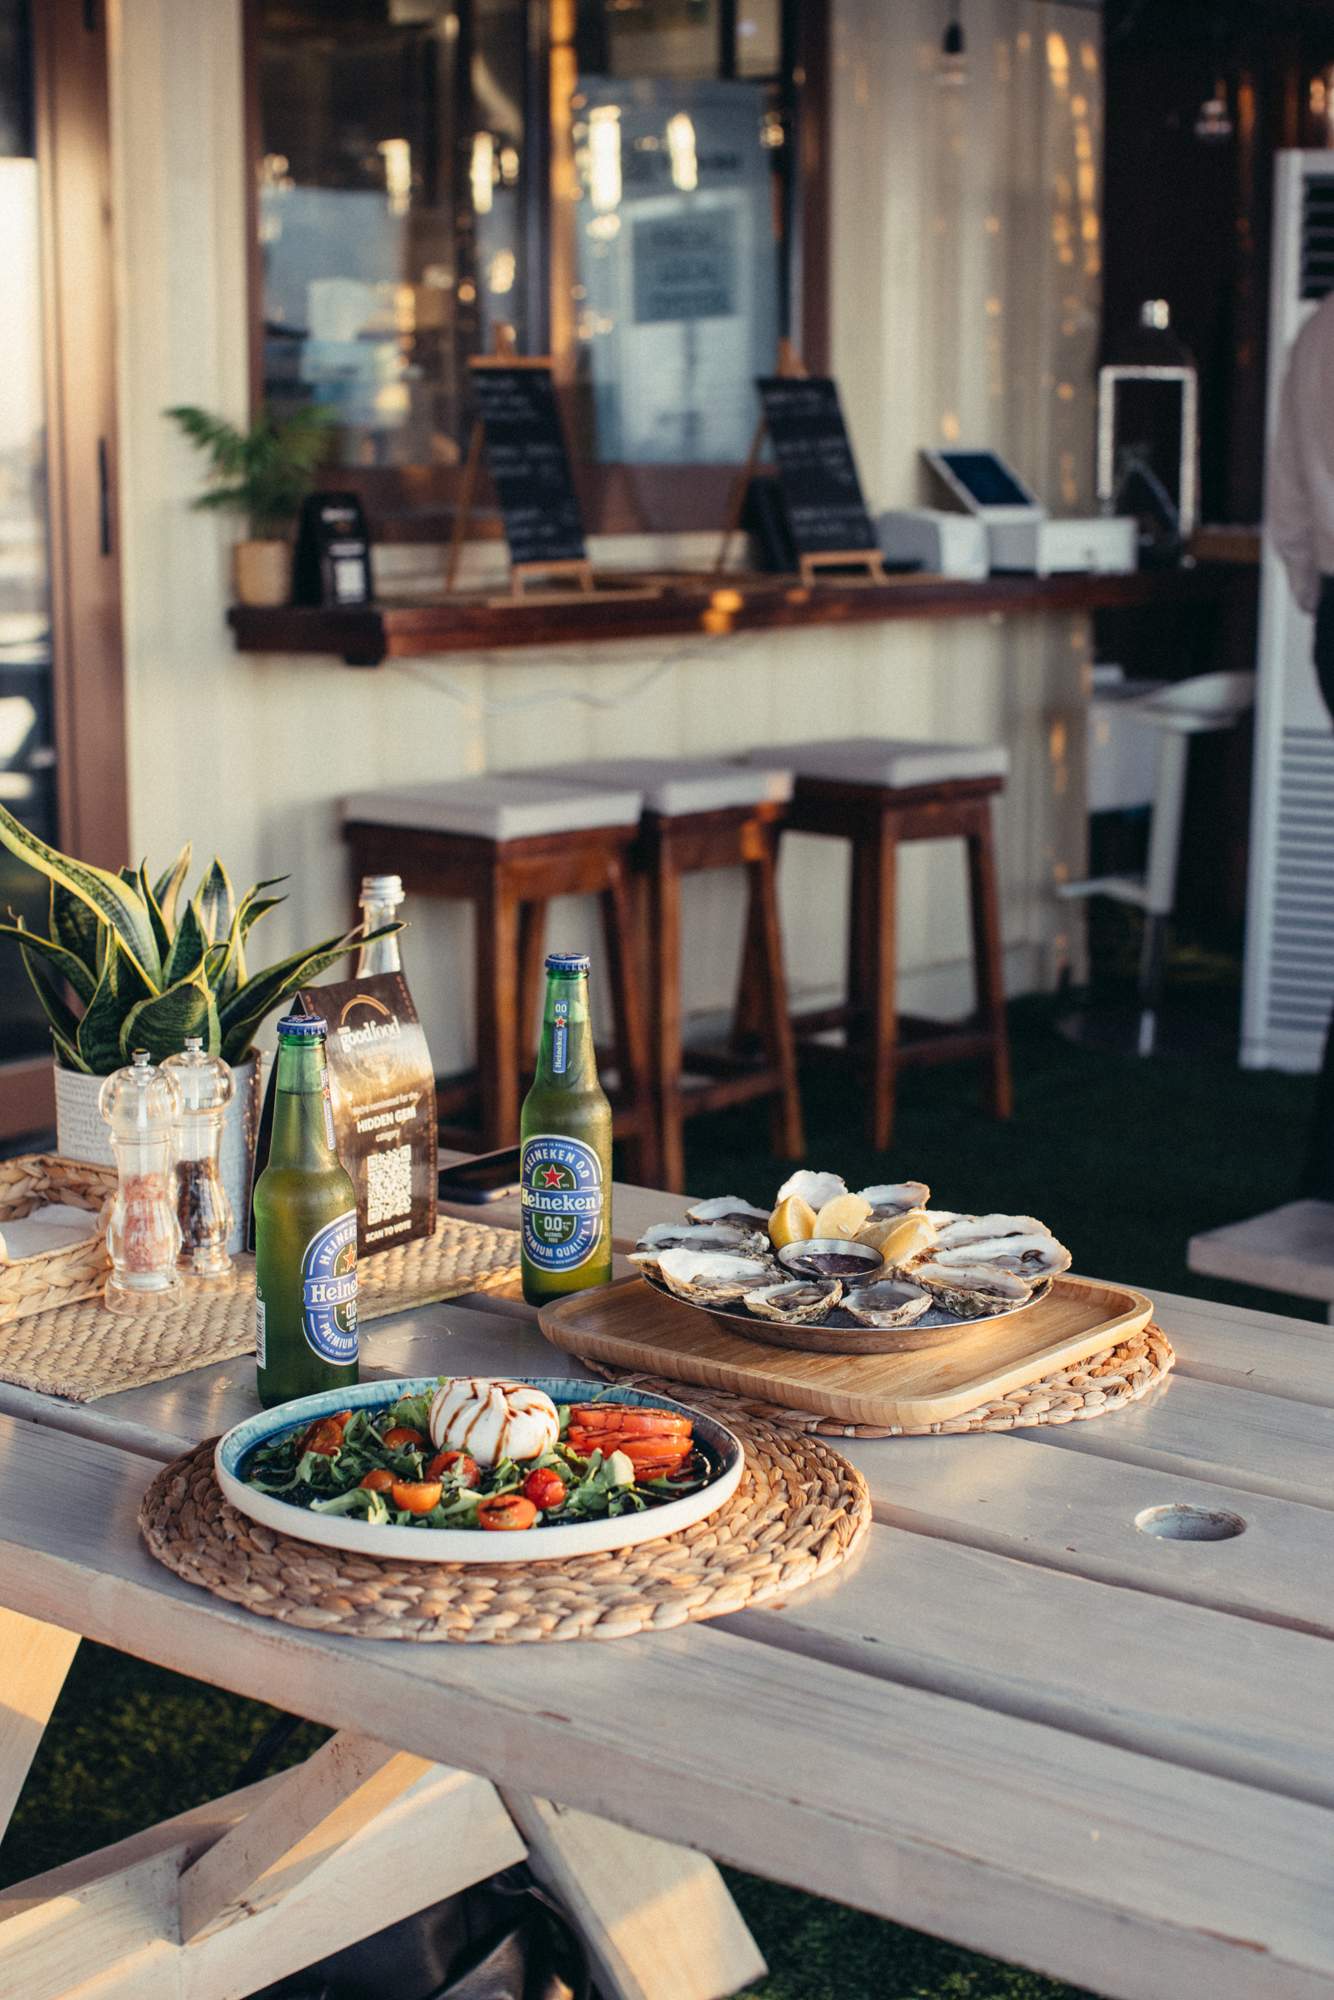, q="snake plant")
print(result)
[0,805,399,1074]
